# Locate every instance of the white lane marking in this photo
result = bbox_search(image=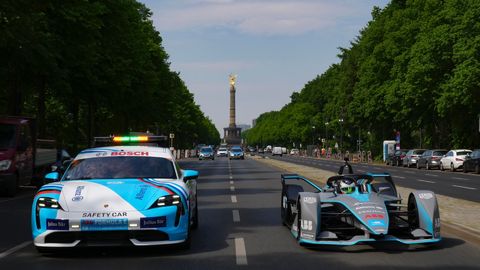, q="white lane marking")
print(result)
[452,177,469,181]
[0,241,31,259]
[231,195,237,203]
[425,174,439,177]
[0,193,33,204]
[396,176,406,179]
[452,185,477,190]
[230,186,235,192]
[230,180,234,184]
[357,169,365,172]
[417,179,436,183]
[230,176,233,179]
[232,210,240,222]
[235,238,248,265]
